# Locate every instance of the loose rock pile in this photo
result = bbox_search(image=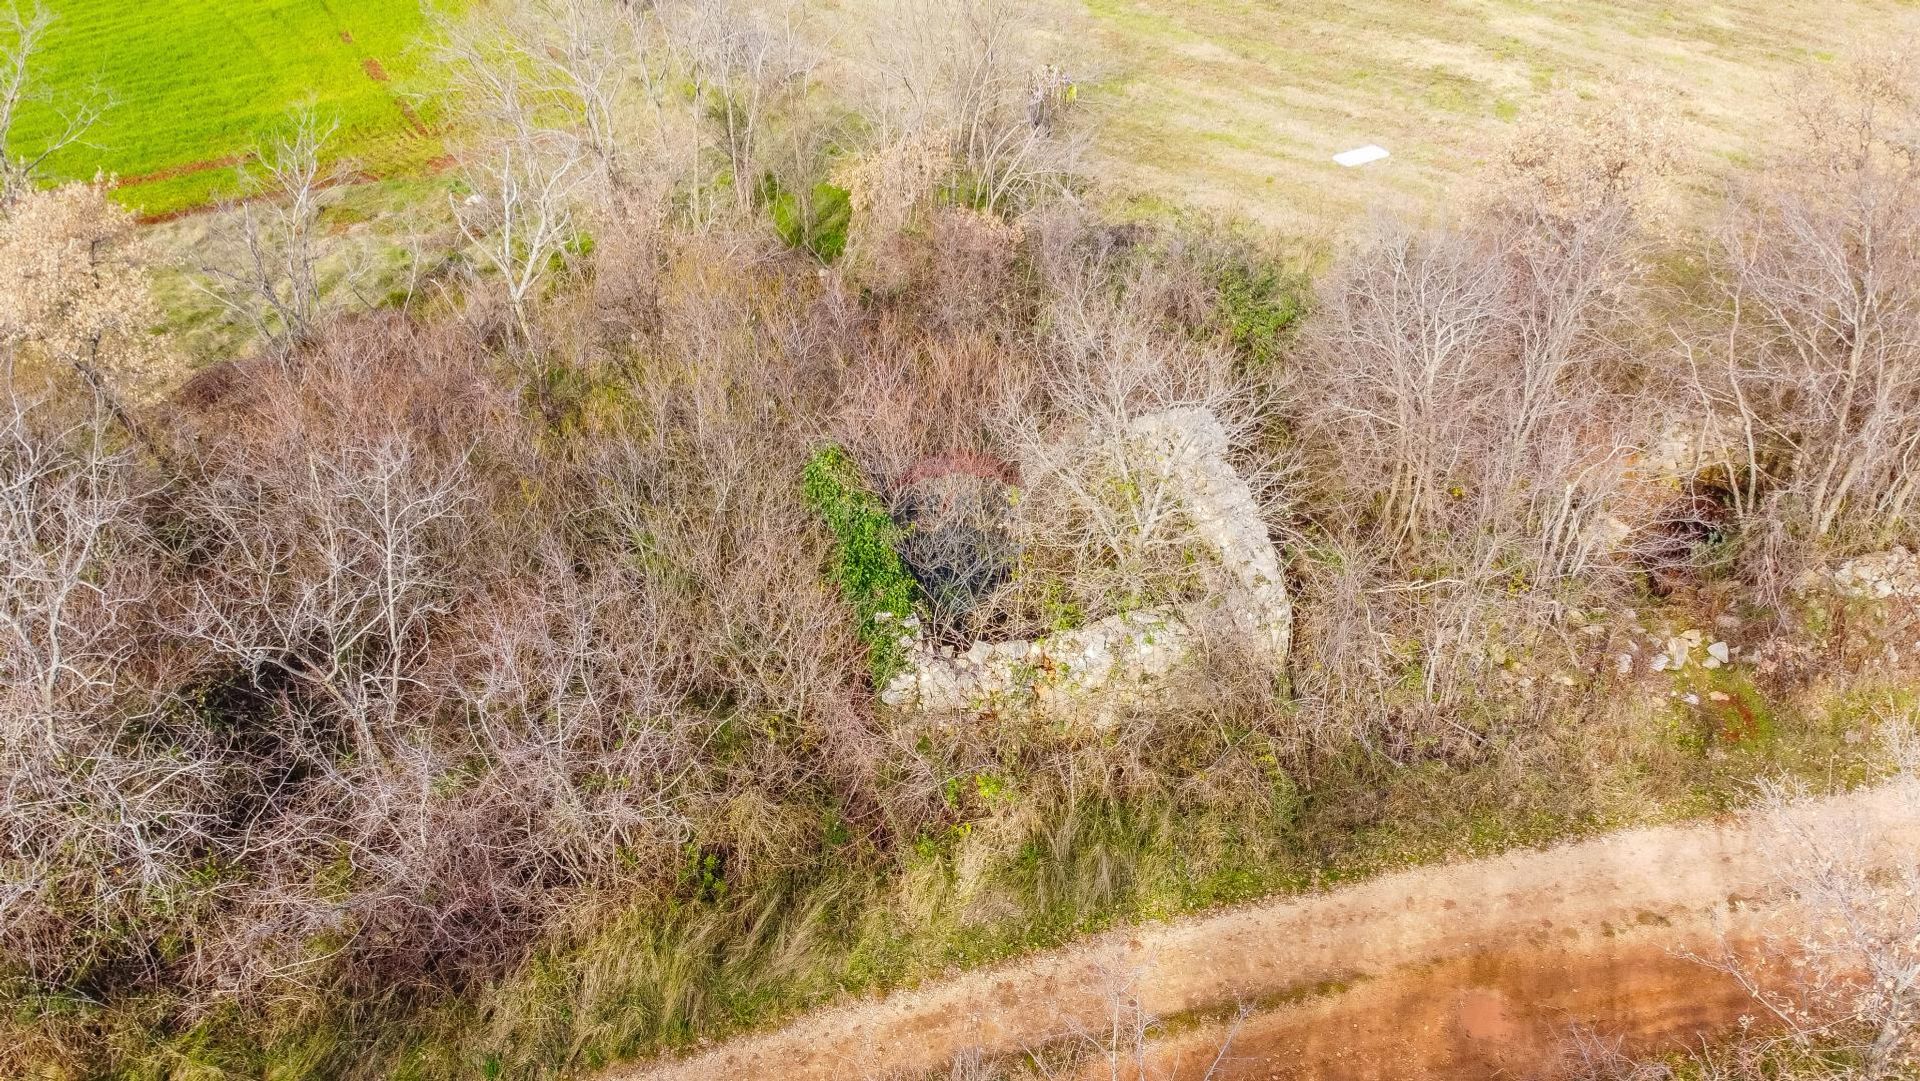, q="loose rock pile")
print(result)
[877,608,1193,713]
[1643,628,1732,672]
[1829,547,1920,601]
